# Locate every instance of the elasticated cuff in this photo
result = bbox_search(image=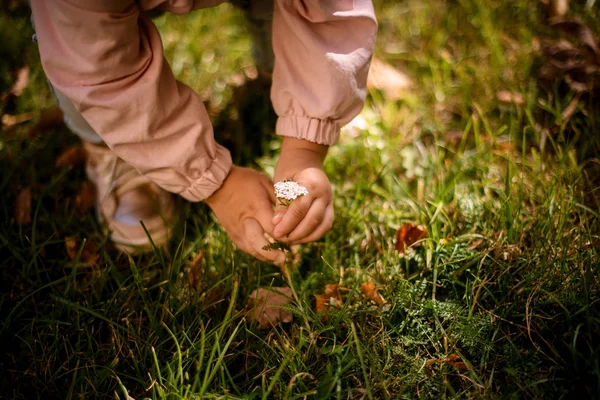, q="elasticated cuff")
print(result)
[179,144,233,202]
[276,115,340,146]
